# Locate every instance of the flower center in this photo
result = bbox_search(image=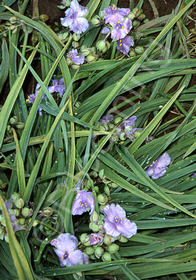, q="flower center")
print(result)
[114,216,124,224]
[110,4,117,11]
[62,251,69,260]
[114,21,124,30]
[80,201,88,209]
[150,160,157,167]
